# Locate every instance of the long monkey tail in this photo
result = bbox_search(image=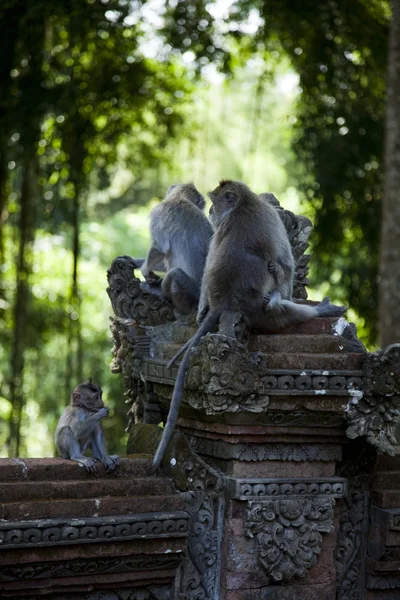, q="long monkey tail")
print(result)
[151,310,220,472]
